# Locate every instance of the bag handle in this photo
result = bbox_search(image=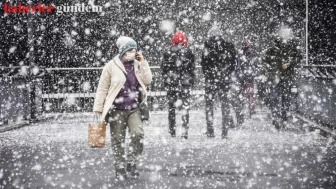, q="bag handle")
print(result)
[93,113,100,124]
